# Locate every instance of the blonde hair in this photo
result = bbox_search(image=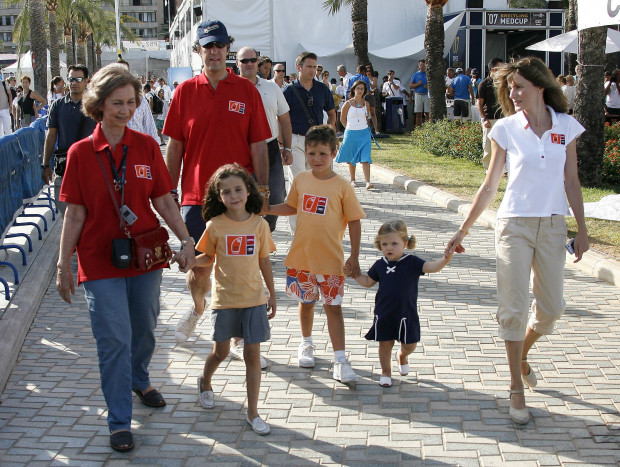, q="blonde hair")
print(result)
[494,56,568,117]
[373,219,416,251]
[82,63,142,122]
